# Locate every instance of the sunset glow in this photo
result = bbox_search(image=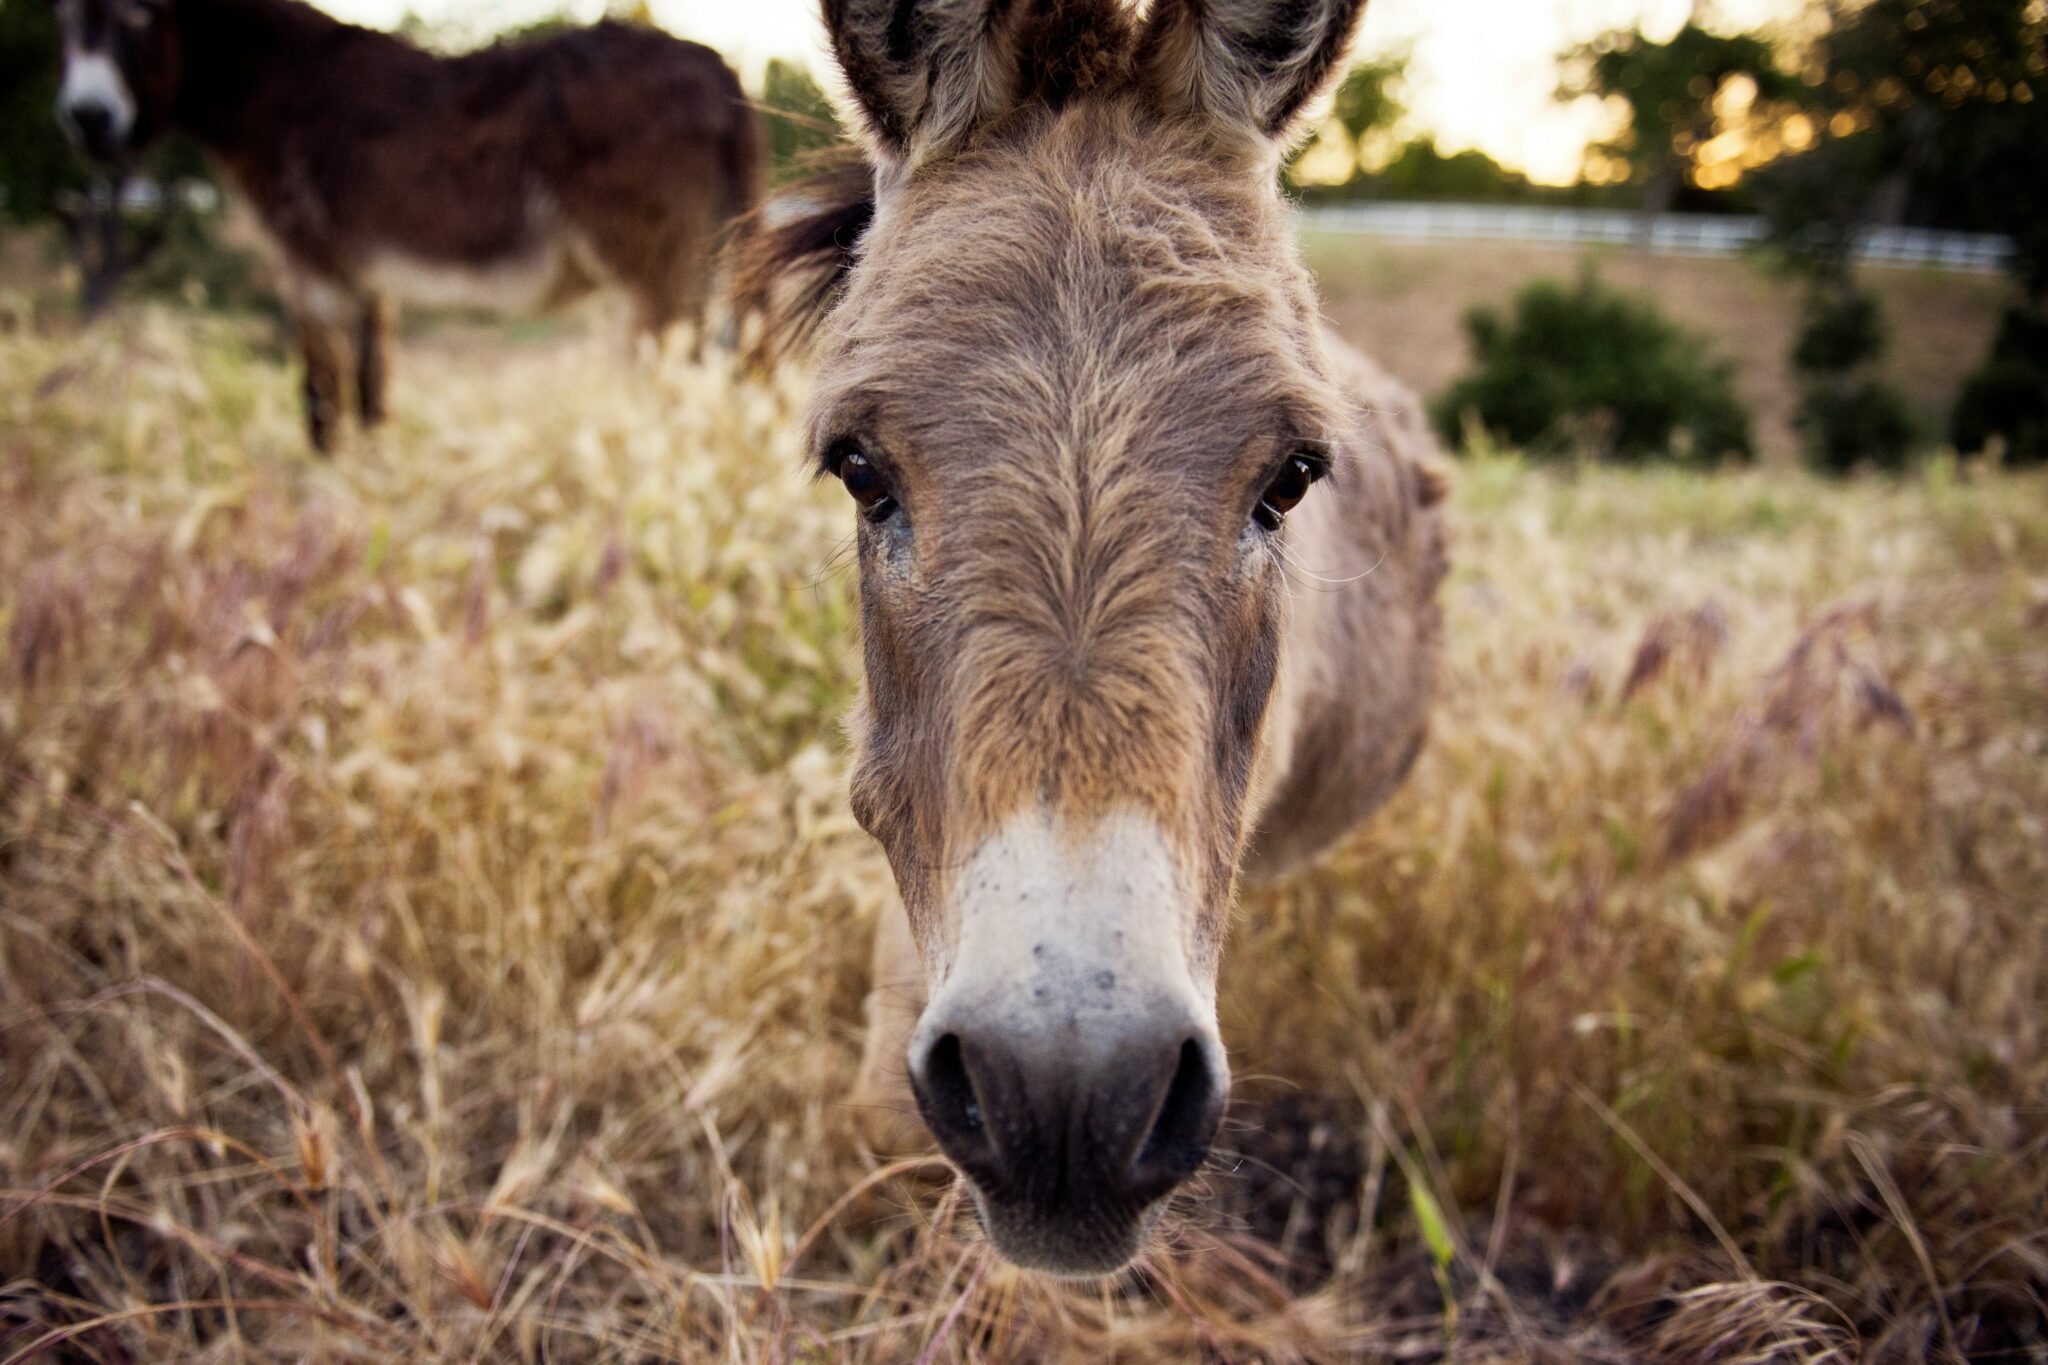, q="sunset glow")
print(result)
[316,0,1807,184]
